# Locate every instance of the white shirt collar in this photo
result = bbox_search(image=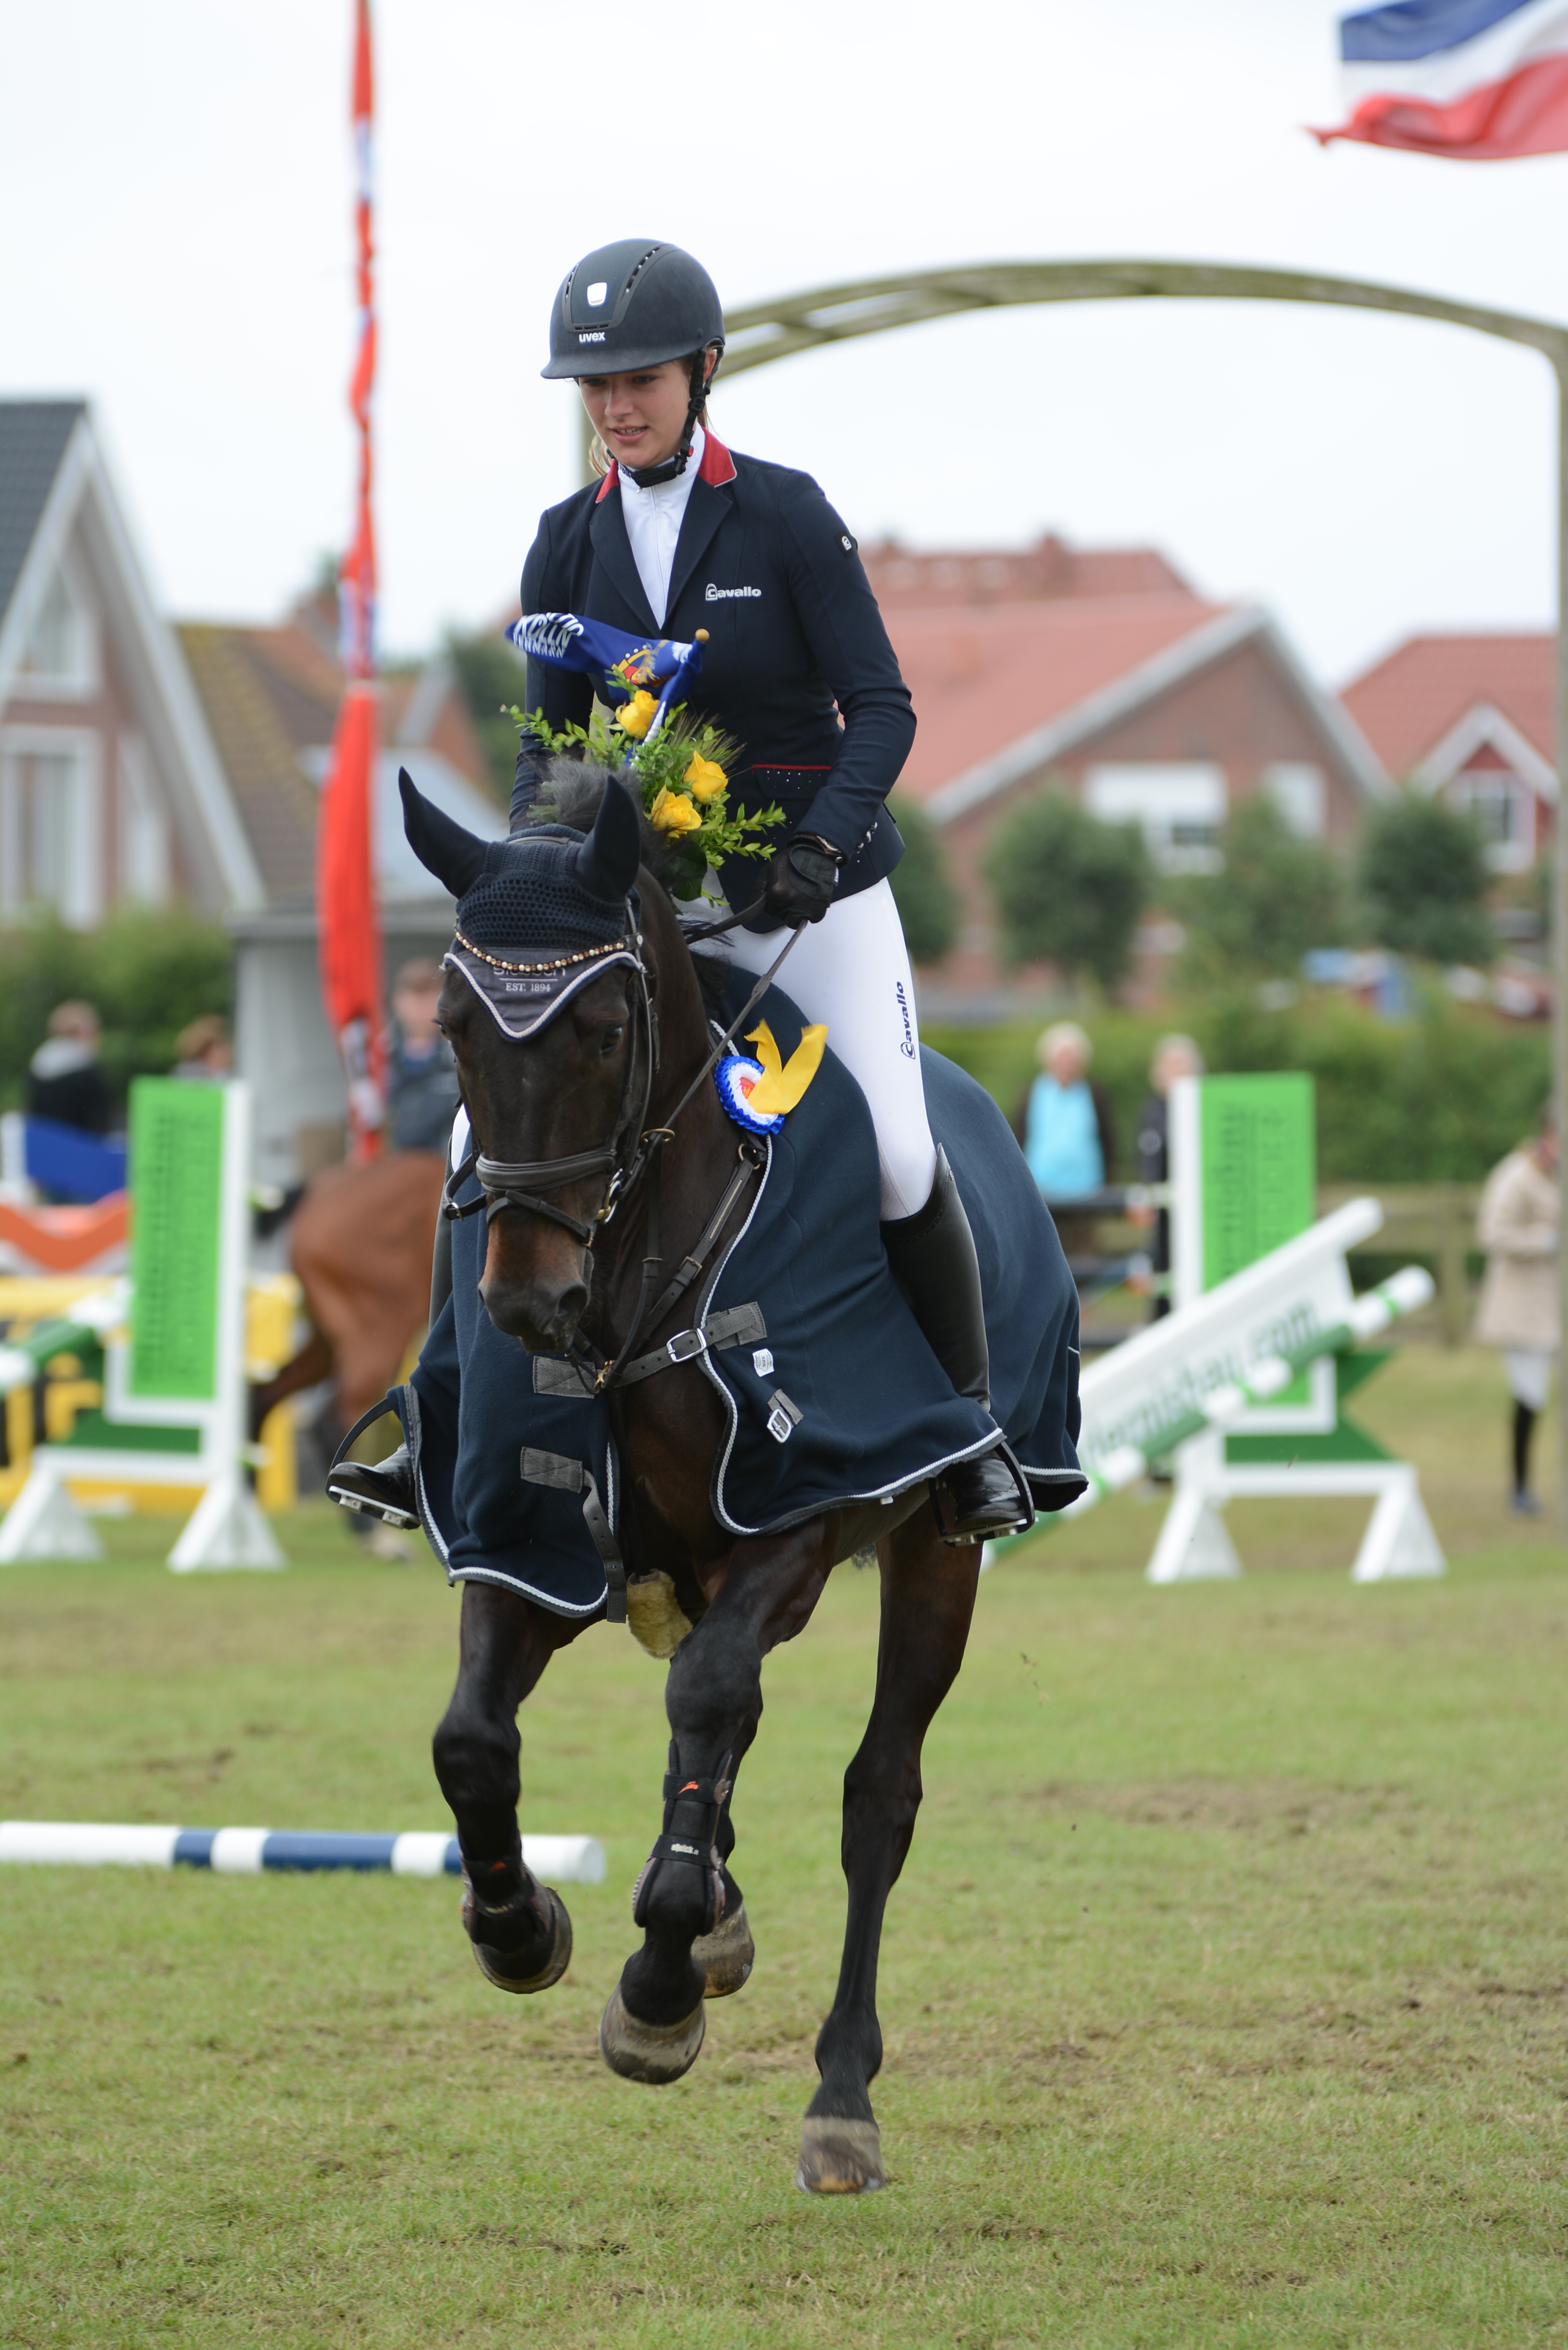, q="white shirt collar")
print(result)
[617,424,704,628]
